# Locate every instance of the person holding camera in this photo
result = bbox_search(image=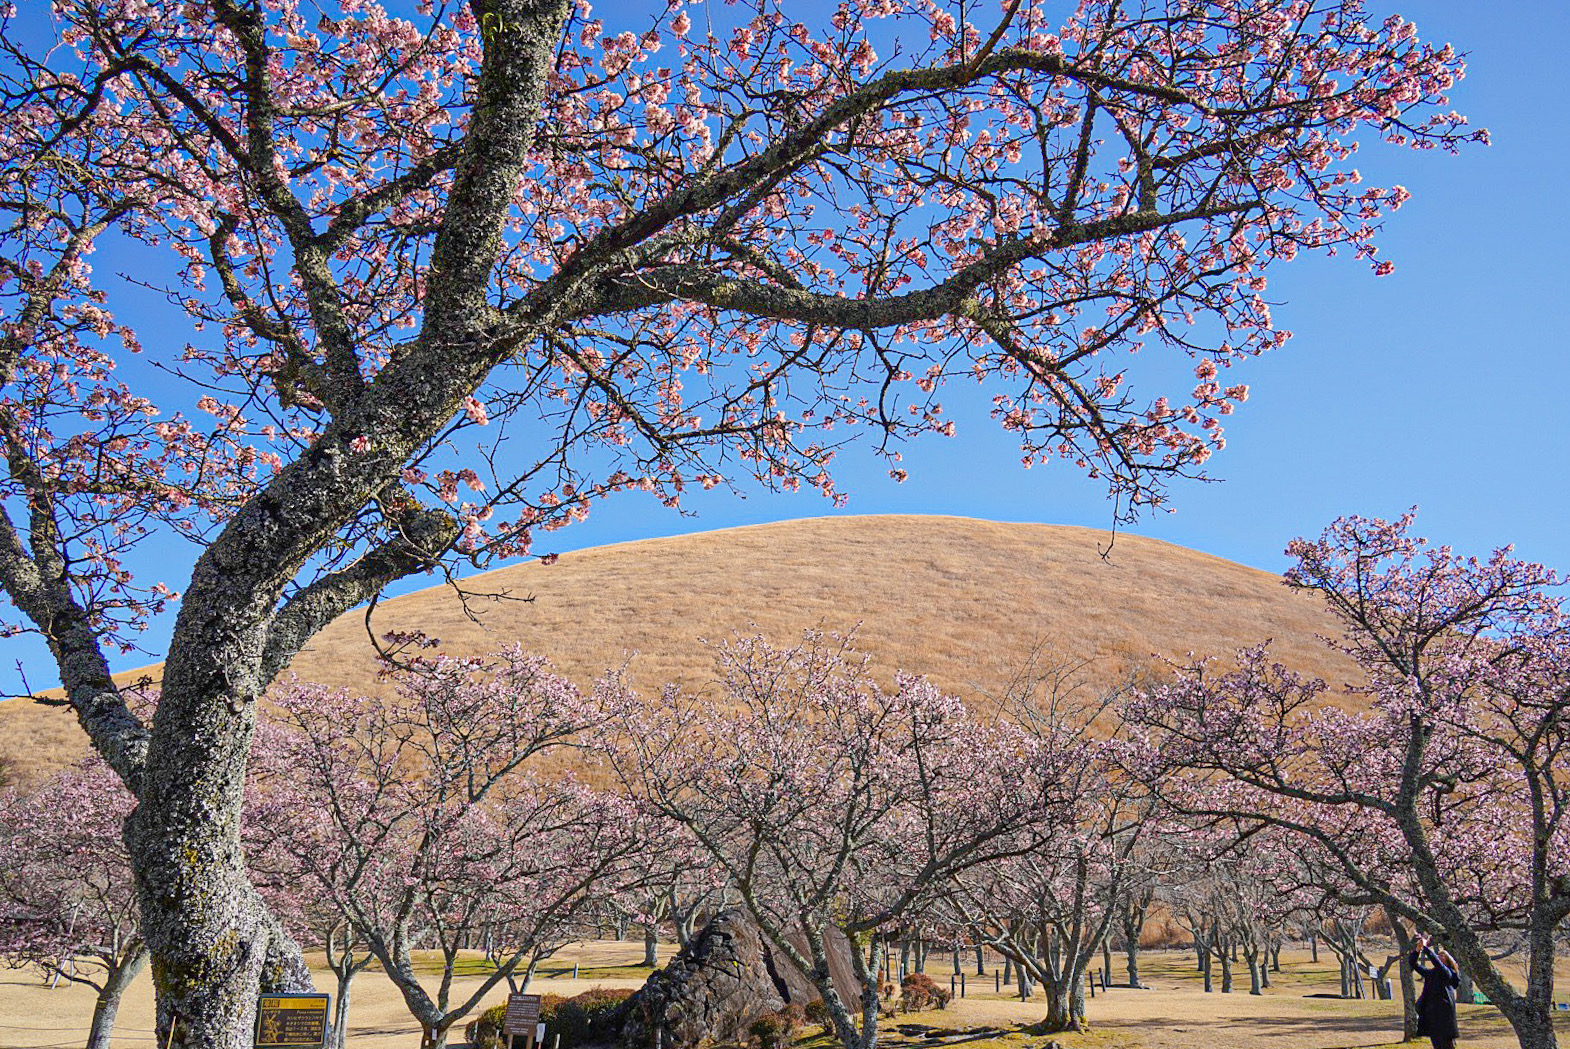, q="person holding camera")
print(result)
[1410,933,1462,1049]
